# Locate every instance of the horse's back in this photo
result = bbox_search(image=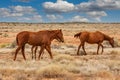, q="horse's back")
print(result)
[79,31,105,43]
[17,31,29,38]
[87,31,105,43]
[94,31,104,38]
